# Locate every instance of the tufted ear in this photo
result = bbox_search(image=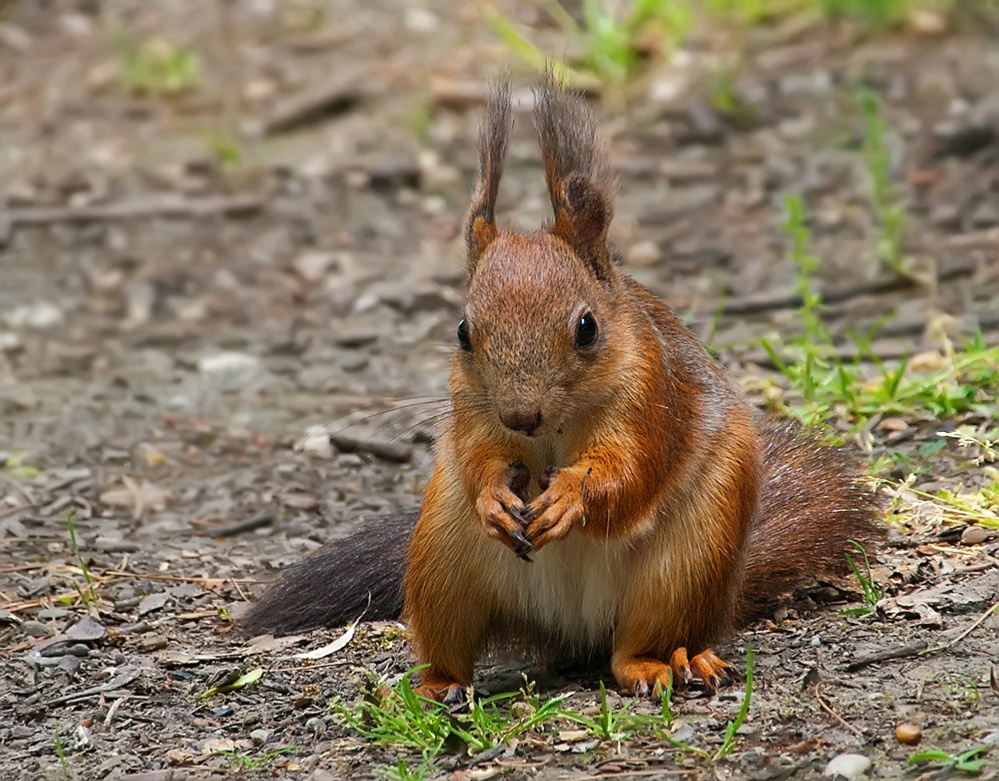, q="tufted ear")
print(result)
[464,81,513,279]
[534,68,615,284]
